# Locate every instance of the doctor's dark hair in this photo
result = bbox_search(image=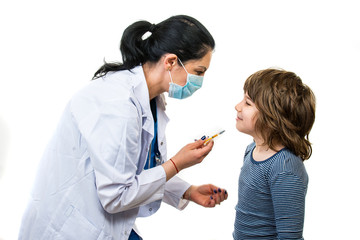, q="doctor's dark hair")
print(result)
[244,69,316,161]
[93,15,215,79]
